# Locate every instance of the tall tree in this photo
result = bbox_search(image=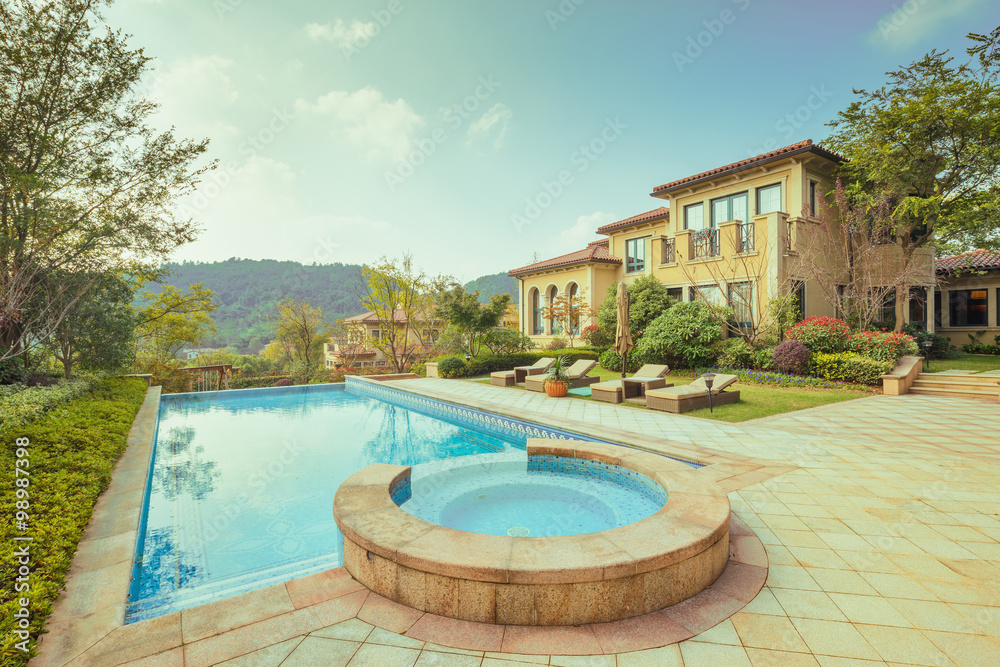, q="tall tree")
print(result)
[825,26,1000,328]
[0,0,211,361]
[435,284,511,357]
[541,287,591,347]
[273,298,328,373]
[135,284,217,364]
